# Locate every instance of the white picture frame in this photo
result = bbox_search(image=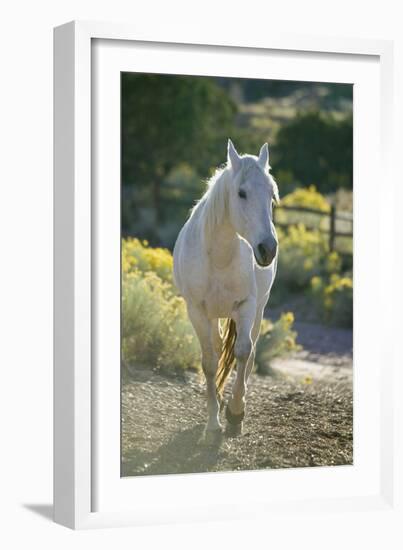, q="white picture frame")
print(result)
[54,20,399,531]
